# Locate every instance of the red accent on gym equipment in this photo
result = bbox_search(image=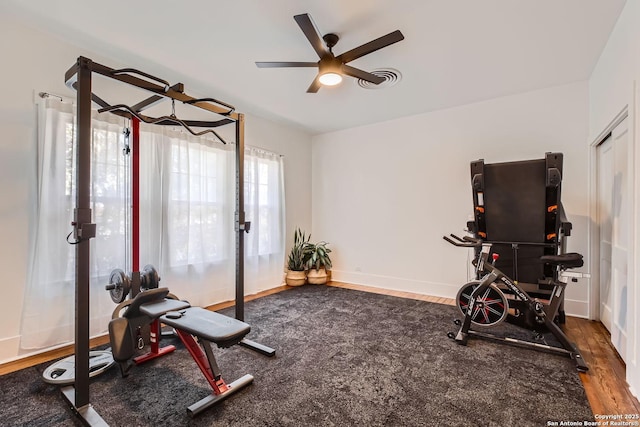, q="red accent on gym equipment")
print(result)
[132,117,140,272]
[175,329,230,394]
[133,319,177,365]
